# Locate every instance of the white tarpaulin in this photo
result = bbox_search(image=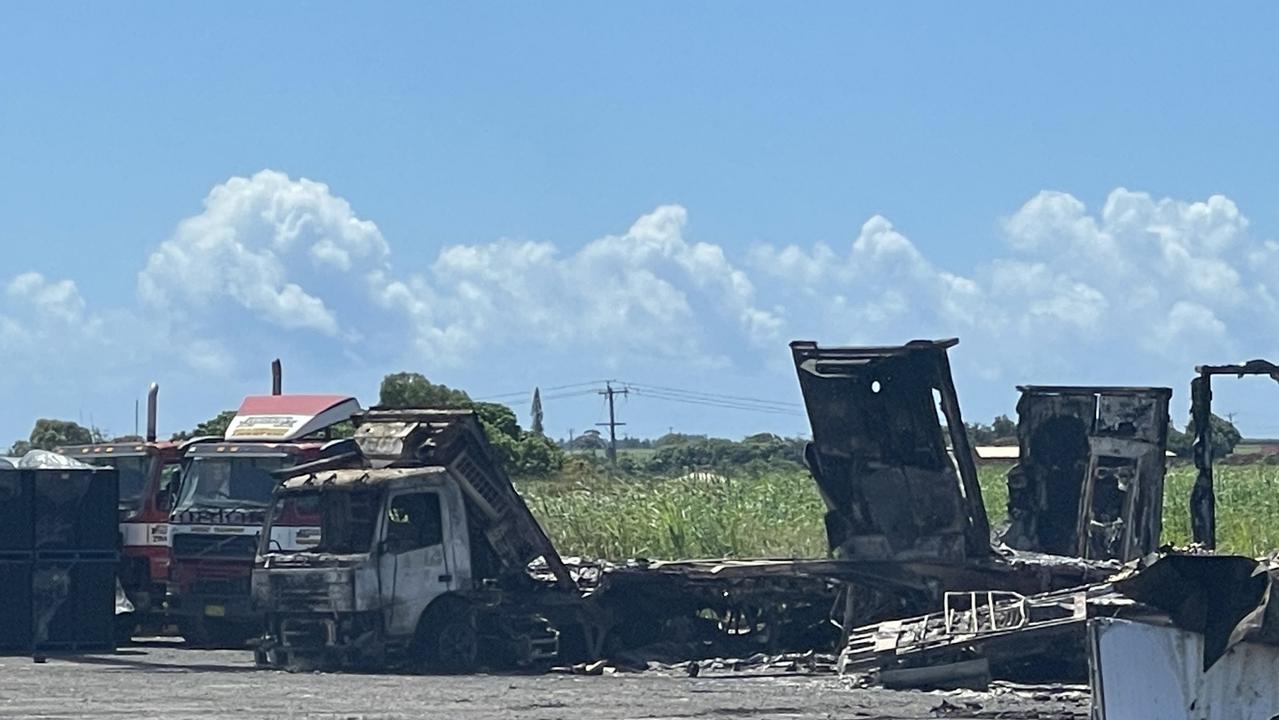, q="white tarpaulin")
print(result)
[16,449,94,469]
